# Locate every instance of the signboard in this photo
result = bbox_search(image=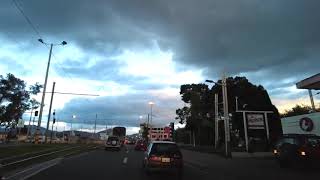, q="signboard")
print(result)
[247,114,265,129]
[281,112,320,135]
